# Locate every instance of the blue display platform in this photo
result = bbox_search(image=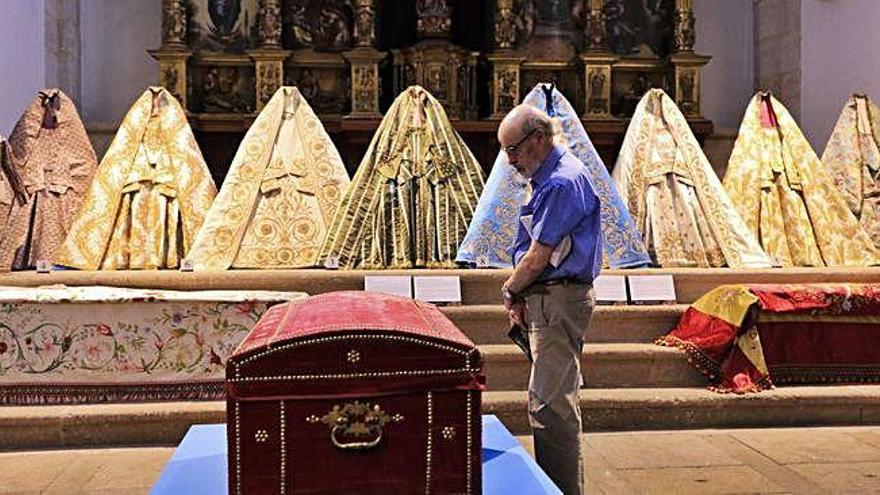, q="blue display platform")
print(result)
[151,414,560,494]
